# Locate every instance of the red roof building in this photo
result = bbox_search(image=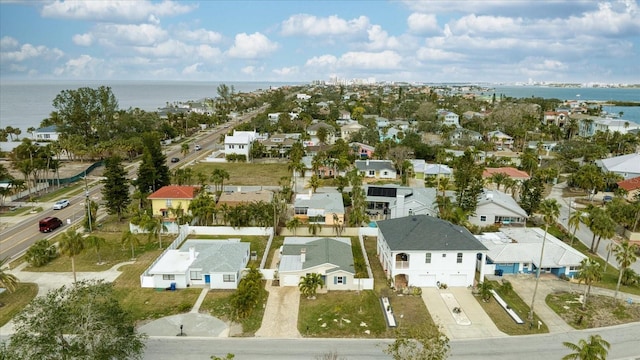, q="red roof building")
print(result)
[483,167,531,181]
